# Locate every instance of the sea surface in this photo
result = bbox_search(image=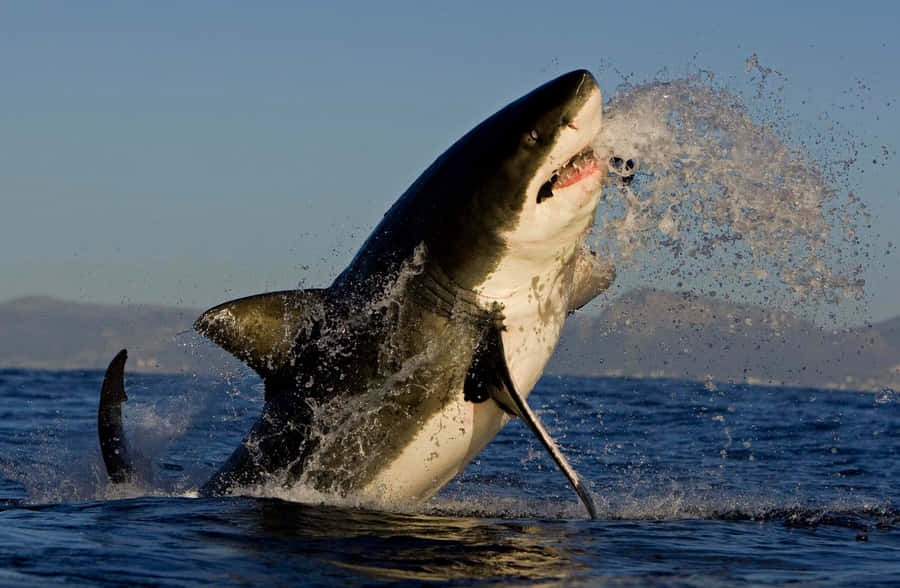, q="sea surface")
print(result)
[0,368,897,586]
